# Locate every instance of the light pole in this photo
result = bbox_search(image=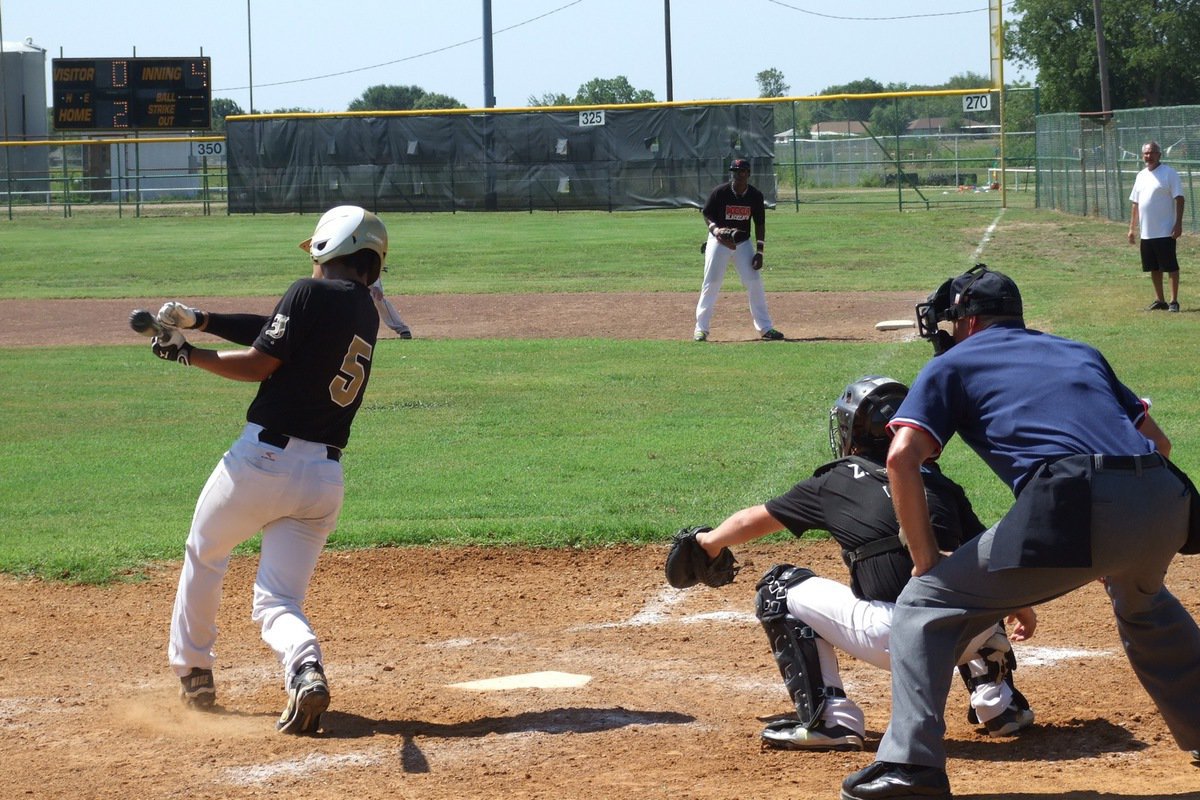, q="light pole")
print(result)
[246,0,254,113]
[663,0,673,102]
